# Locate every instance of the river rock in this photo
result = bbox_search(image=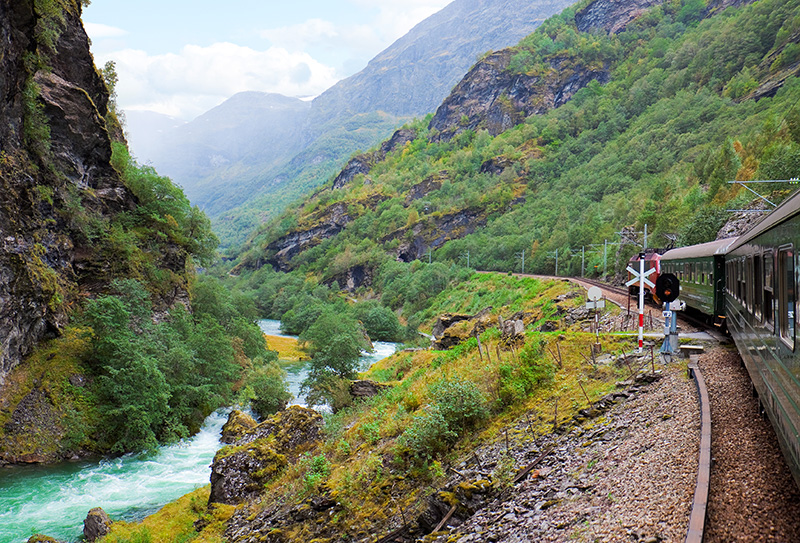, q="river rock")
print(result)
[209,406,323,505]
[26,536,65,543]
[83,507,112,542]
[220,409,257,444]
